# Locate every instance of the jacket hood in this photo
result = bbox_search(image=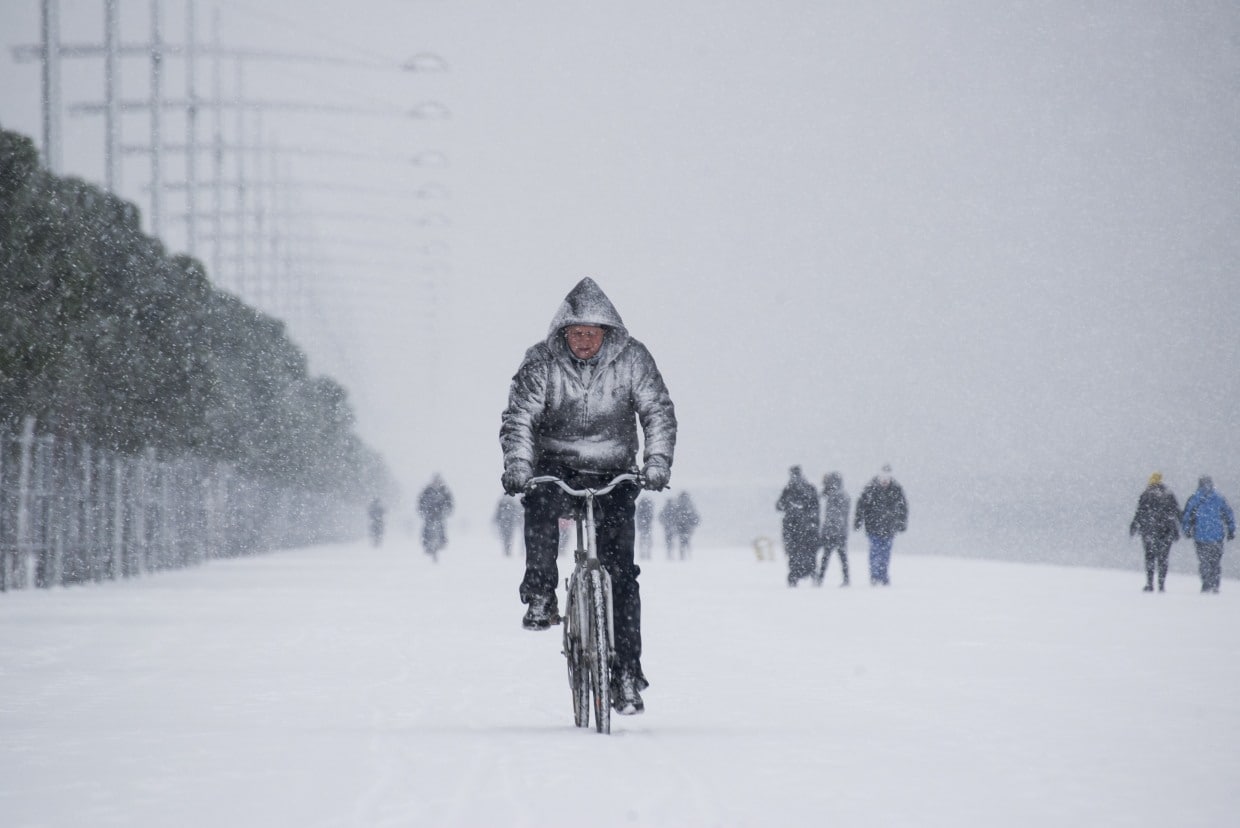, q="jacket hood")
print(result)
[545,277,630,363]
[546,277,627,337]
